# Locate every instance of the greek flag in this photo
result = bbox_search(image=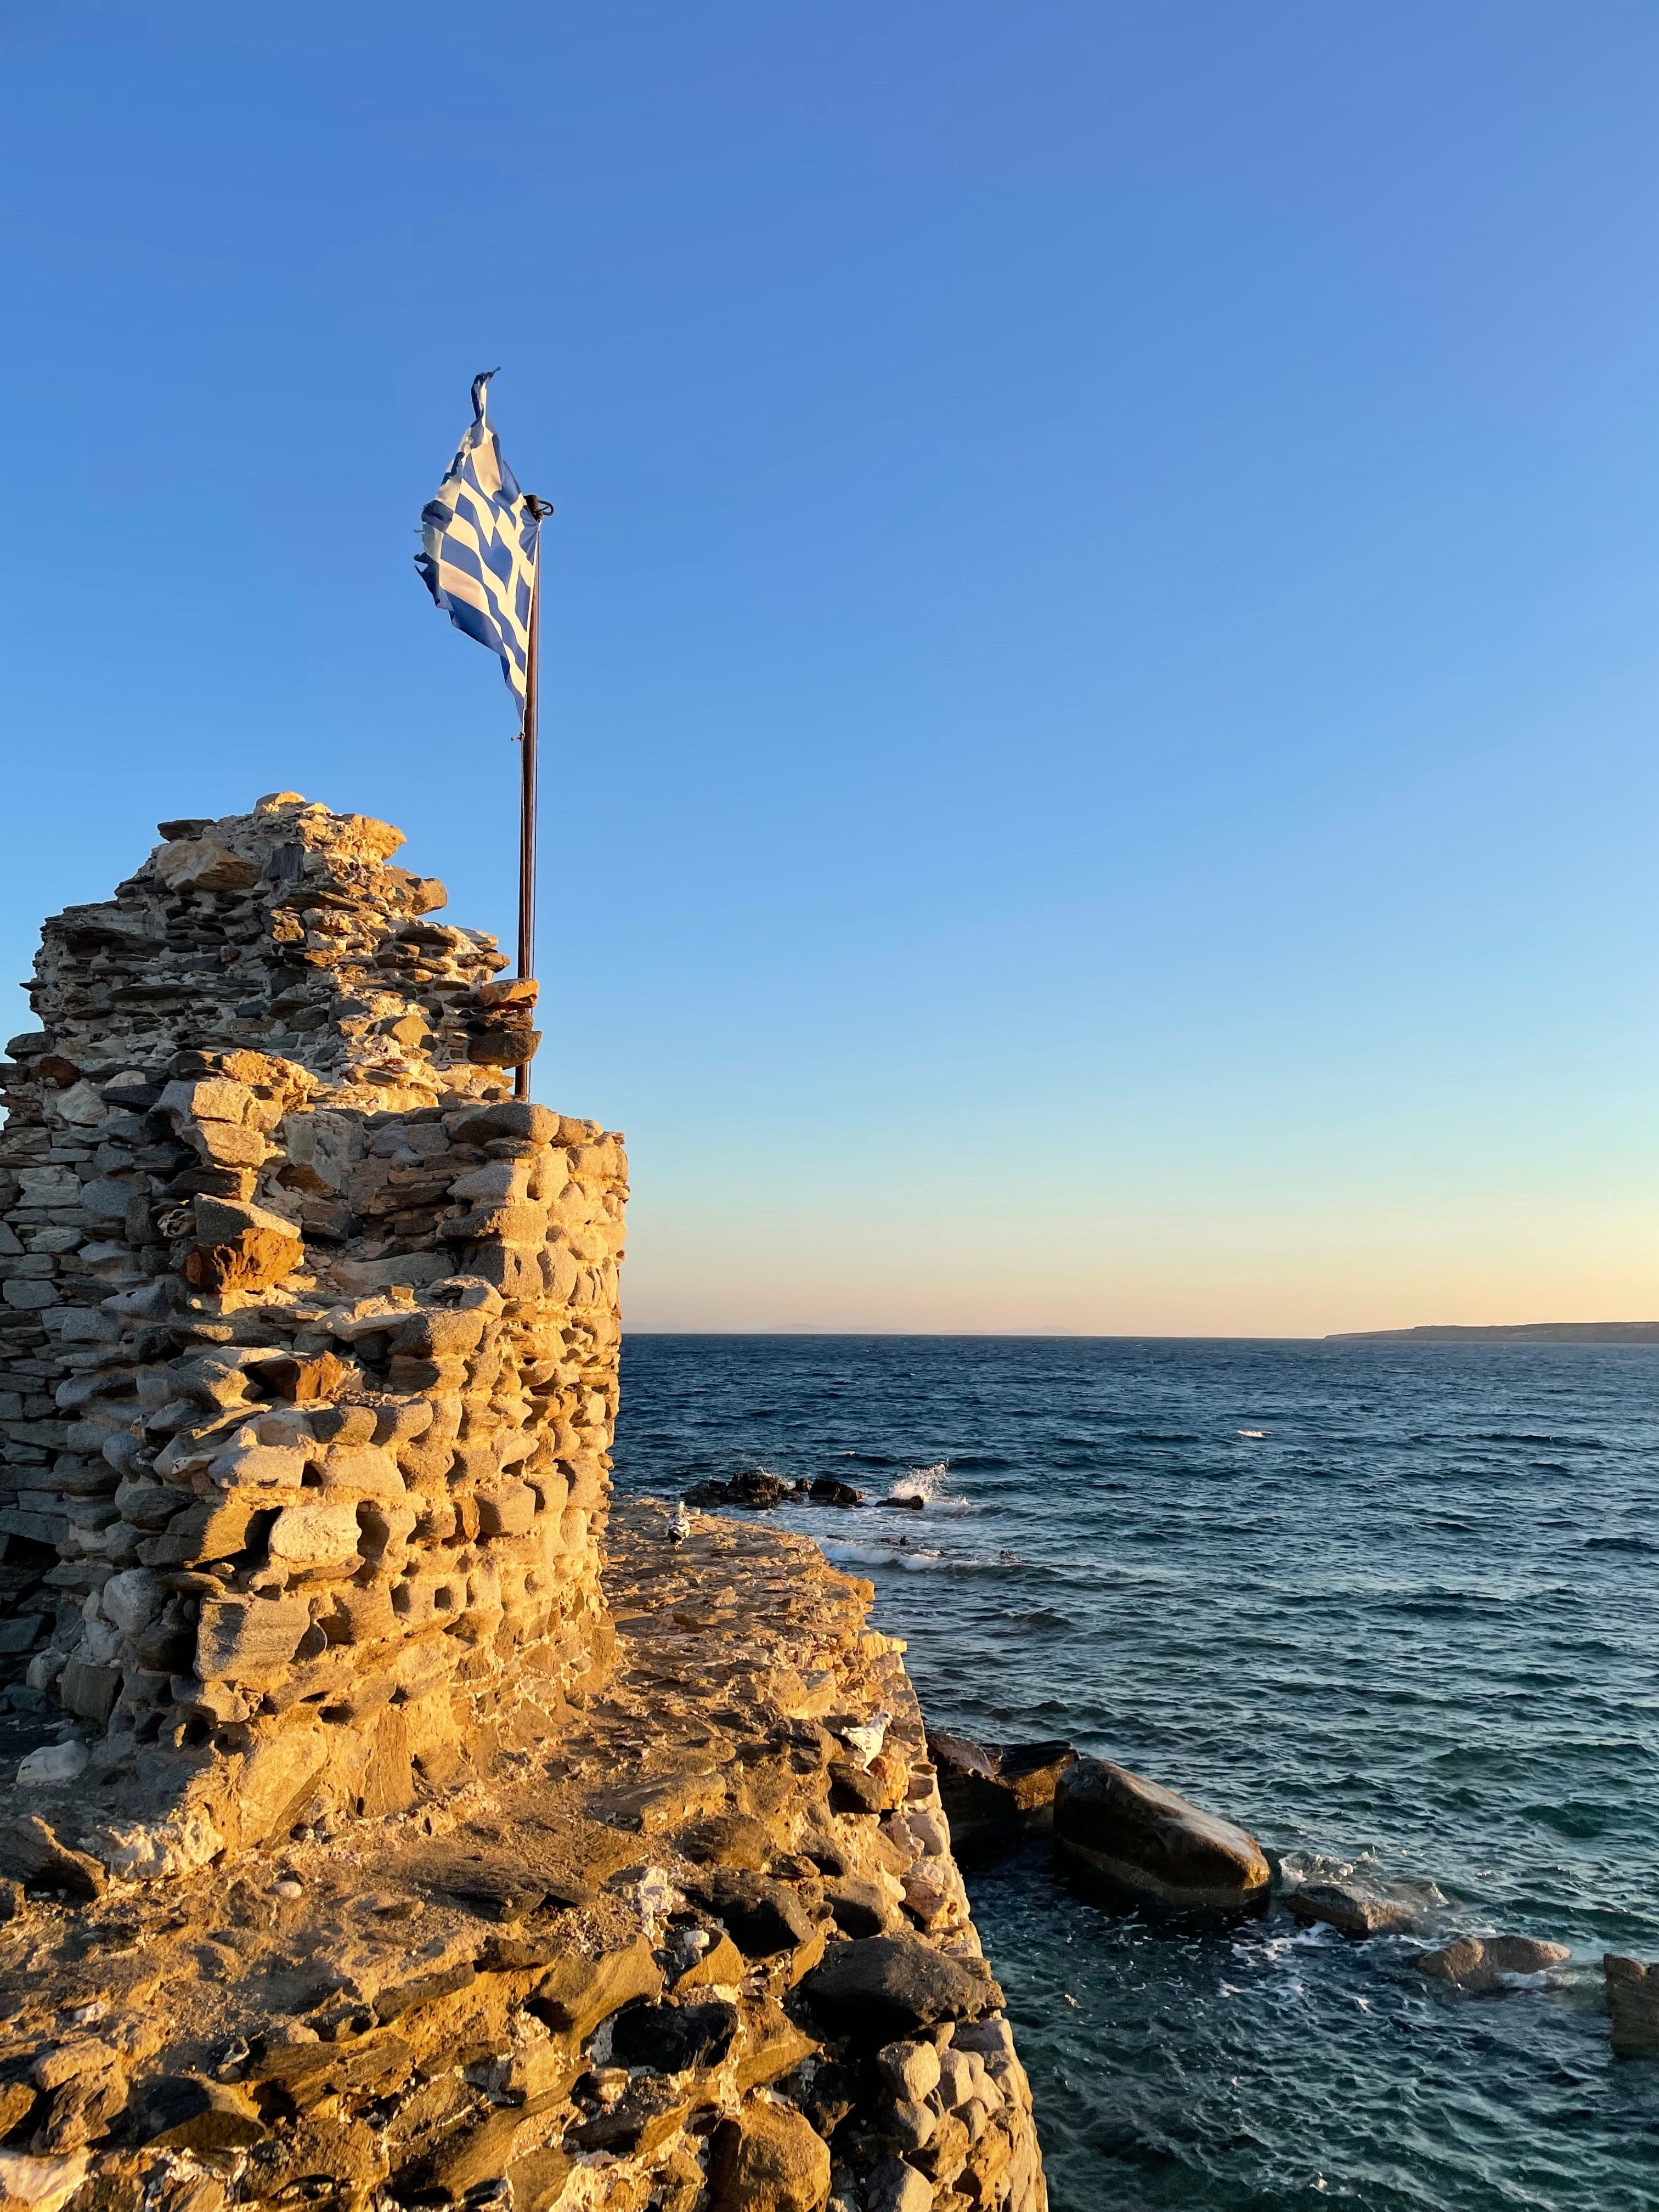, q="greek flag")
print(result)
[415,370,544,718]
